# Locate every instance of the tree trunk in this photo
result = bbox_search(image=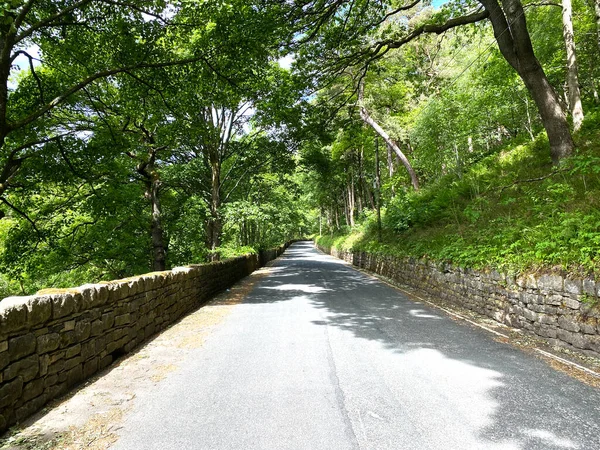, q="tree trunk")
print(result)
[134,145,167,272]
[375,137,382,242]
[207,155,222,261]
[562,0,584,131]
[348,180,356,227]
[595,0,600,52]
[479,0,575,163]
[319,209,323,235]
[387,145,396,197]
[148,177,166,272]
[342,191,350,226]
[359,113,419,190]
[358,81,419,190]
